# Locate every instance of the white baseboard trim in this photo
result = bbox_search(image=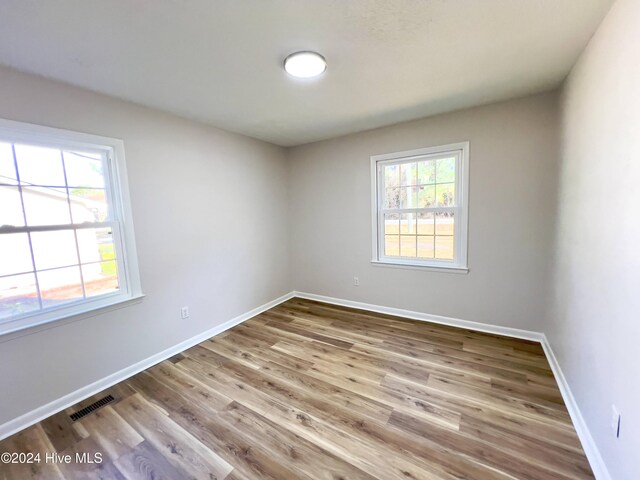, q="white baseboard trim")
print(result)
[293,291,611,480]
[0,291,295,442]
[540,335,612,480]
[293,291,545,342]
